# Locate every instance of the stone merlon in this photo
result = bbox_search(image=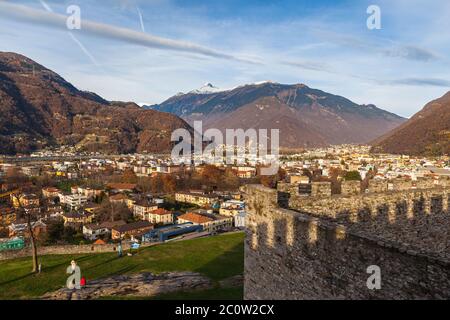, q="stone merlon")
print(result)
[242,182,450,300]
